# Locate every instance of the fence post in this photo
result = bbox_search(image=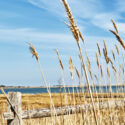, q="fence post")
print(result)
[7,92,22,125]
